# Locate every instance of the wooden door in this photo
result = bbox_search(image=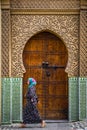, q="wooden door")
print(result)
[23,31,68,120]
